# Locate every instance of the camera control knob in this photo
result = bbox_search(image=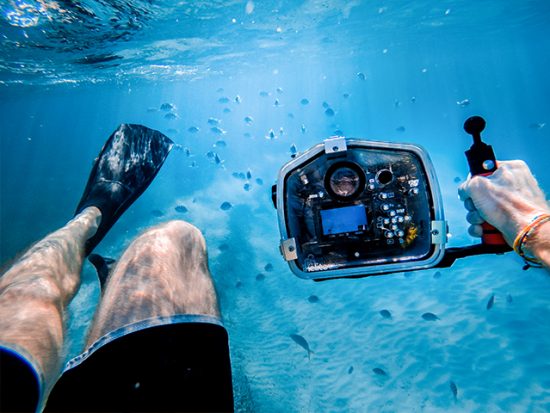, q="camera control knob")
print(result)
[408,188,419,196]
[384,231,394,239]
[380,203,390,212]
[379,192,388,200]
